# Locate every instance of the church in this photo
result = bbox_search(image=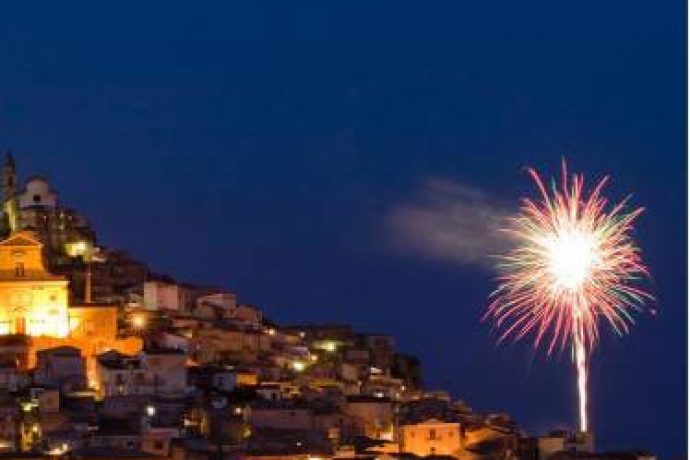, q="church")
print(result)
[0,229,141,384]
[0,151,150,305]
[0,151,97,269]
[0,231,70,337]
